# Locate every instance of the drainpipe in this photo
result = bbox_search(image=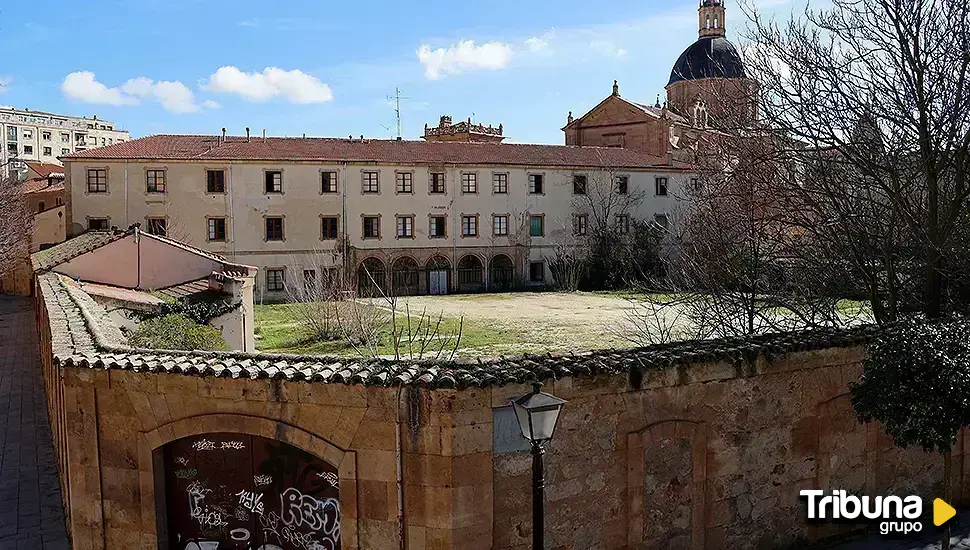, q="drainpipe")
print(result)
[341,162,349,280]
[135,225,142,289]
[228,161,235,262]
[124,160,129,227]
[451,166,457,293]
